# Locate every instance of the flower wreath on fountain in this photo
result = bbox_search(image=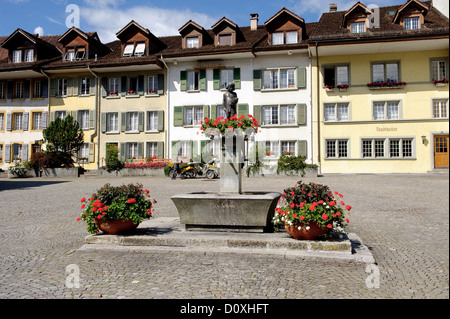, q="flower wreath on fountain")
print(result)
[273,181,351,240]
[200,114,259,136]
